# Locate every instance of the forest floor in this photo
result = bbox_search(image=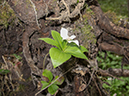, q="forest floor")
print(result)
[0,23,39,96]
[0,0,129,96]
